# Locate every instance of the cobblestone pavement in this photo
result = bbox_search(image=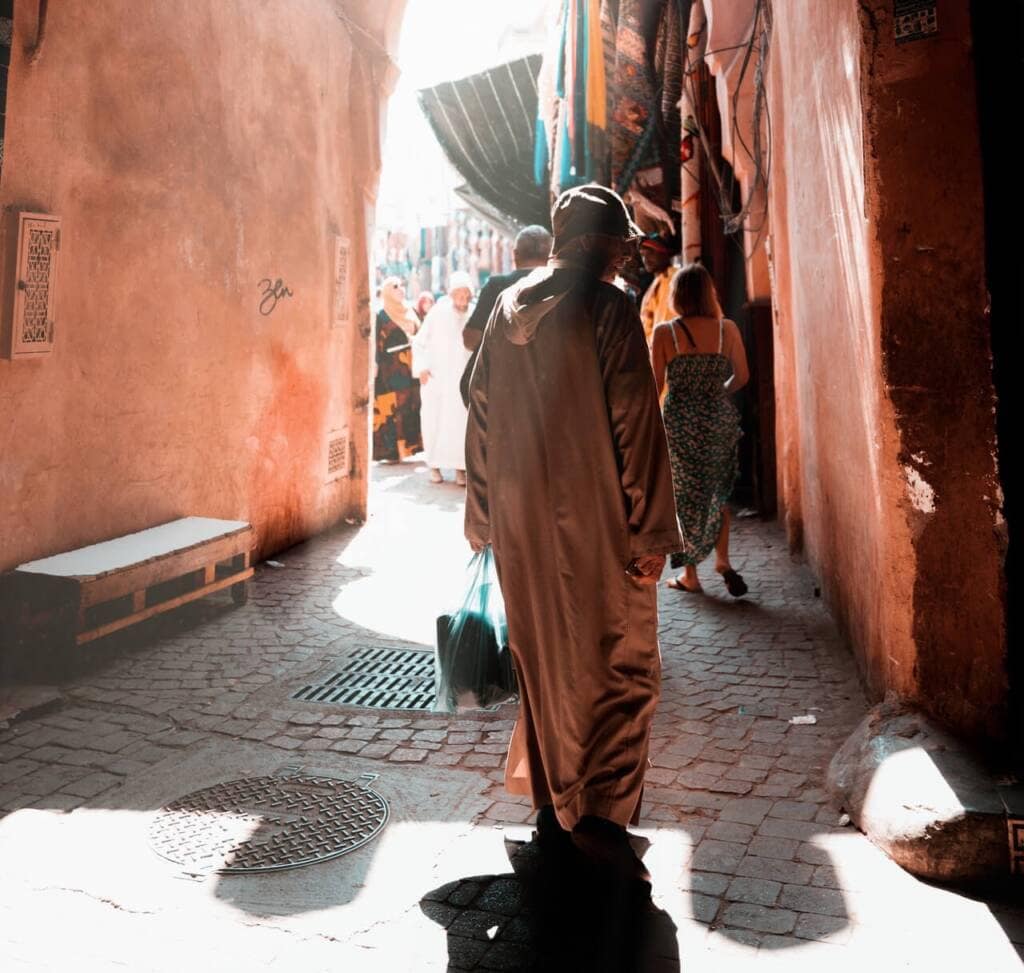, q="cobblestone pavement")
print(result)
[1,462,1021,971]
